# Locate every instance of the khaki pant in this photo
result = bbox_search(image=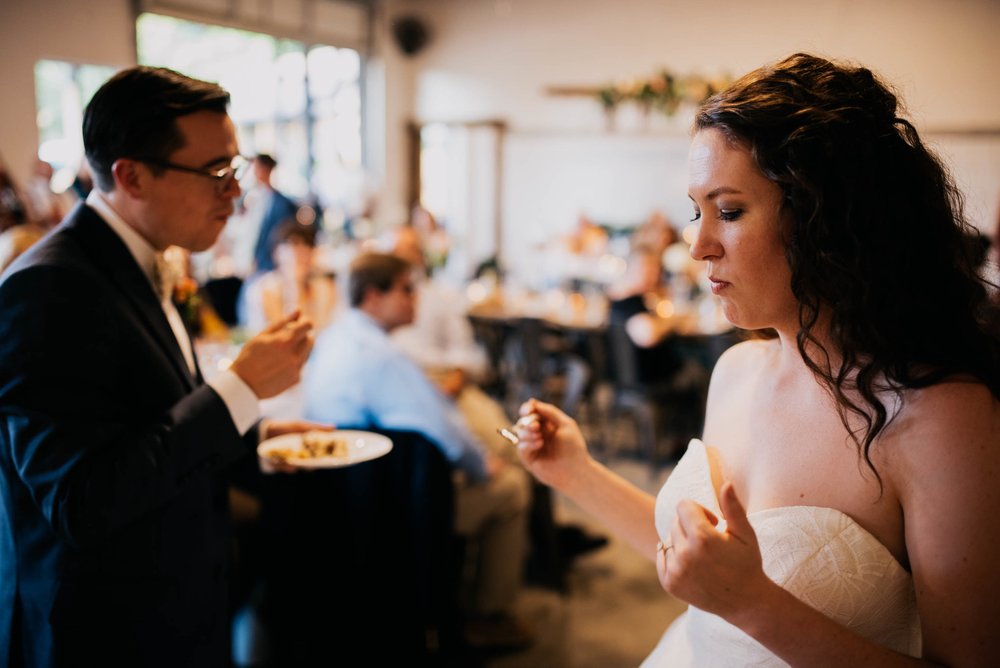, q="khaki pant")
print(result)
[454,384,531,614]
